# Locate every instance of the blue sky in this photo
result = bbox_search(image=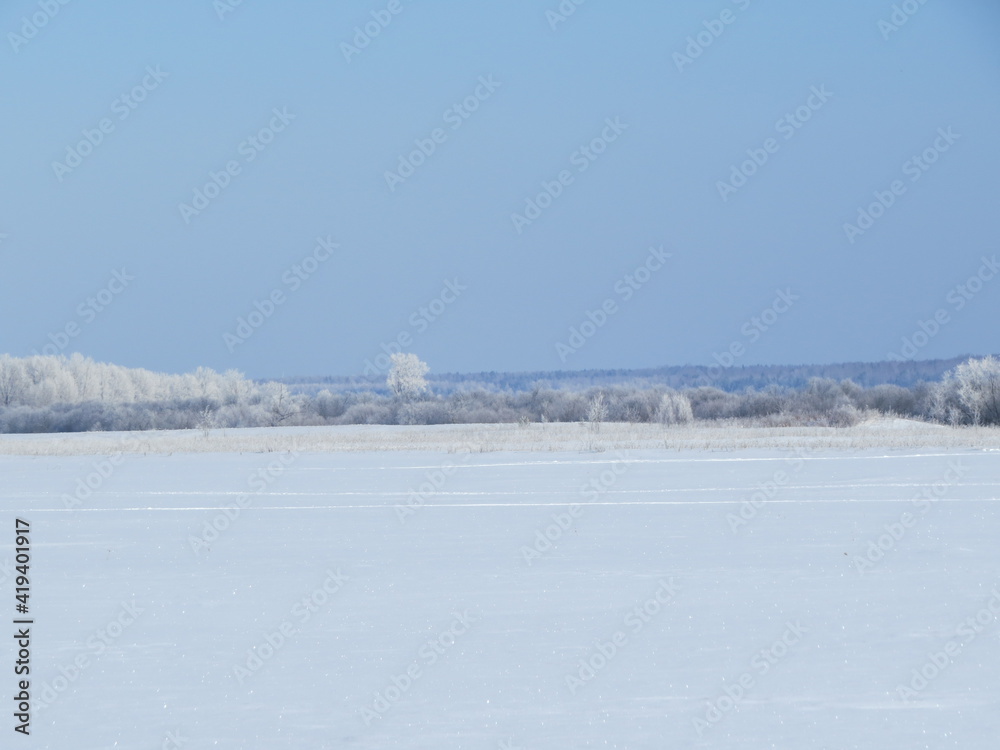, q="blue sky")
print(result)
[2,0,998,378]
